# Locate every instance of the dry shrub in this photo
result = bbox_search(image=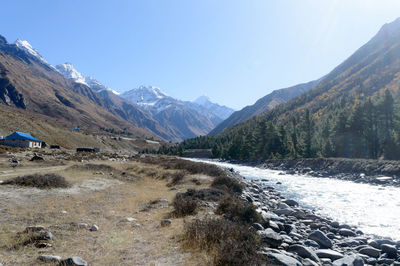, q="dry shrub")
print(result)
[167,171,187,186]
[211,175,244,194]
[1,174,70,189]
[172,193,198,217]
[216,197,261,225]
[183,218,263,265]
[180,188,226,202]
